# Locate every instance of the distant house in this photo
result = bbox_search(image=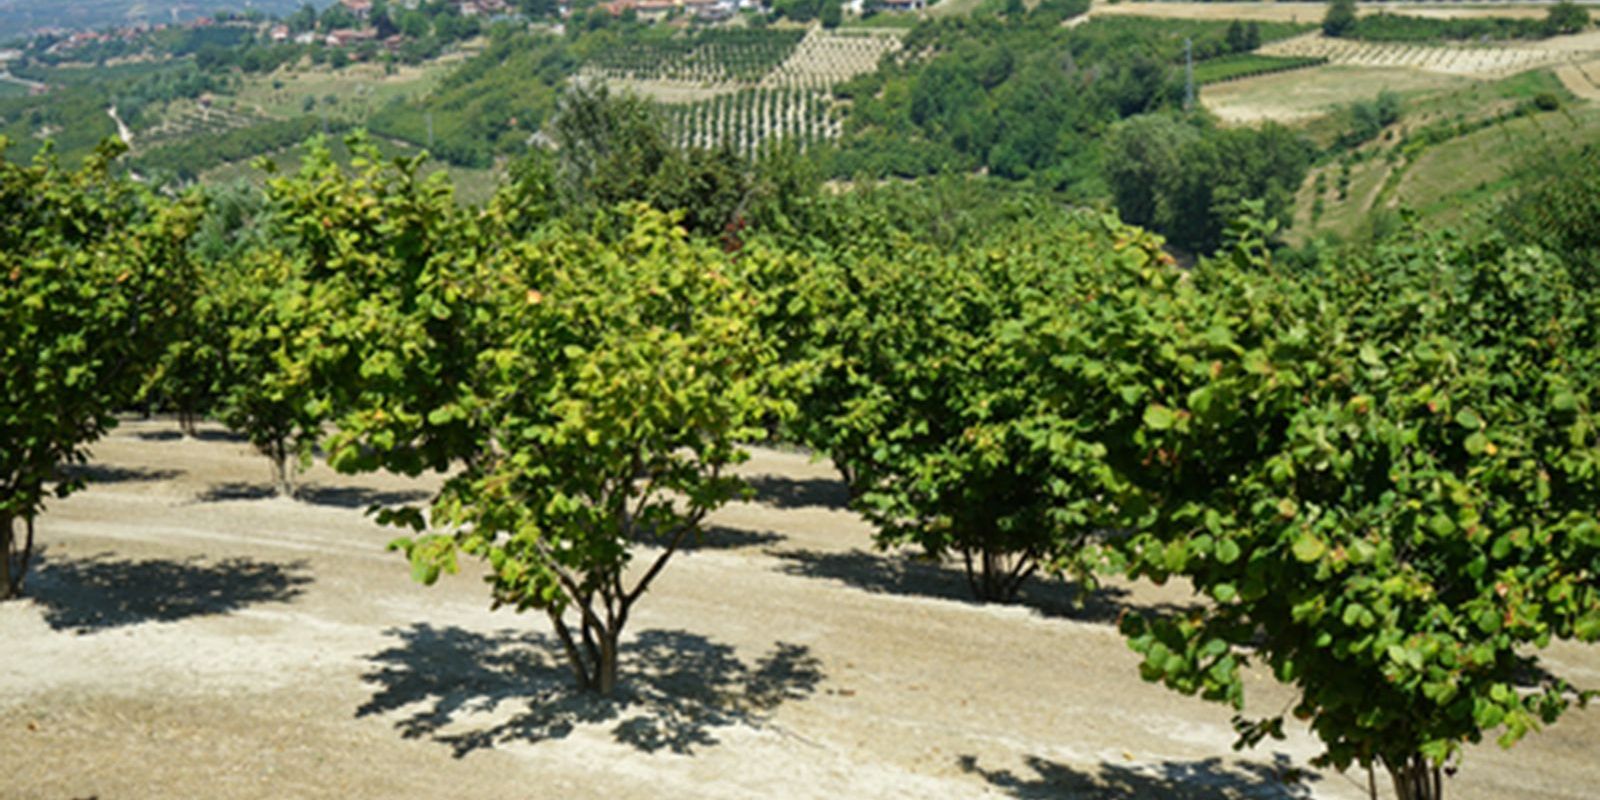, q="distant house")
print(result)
[269,24,290,42]
[341,0,374,20]
[879,0,925,10]
[326,27,379,47]
[294,31,319,45]
[687,0,734,20]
